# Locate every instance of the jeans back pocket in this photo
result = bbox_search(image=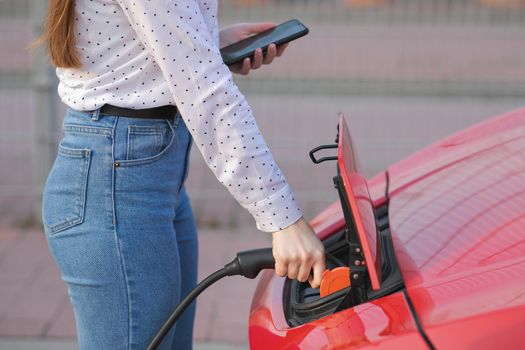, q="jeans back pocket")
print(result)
[42,144,91,235]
